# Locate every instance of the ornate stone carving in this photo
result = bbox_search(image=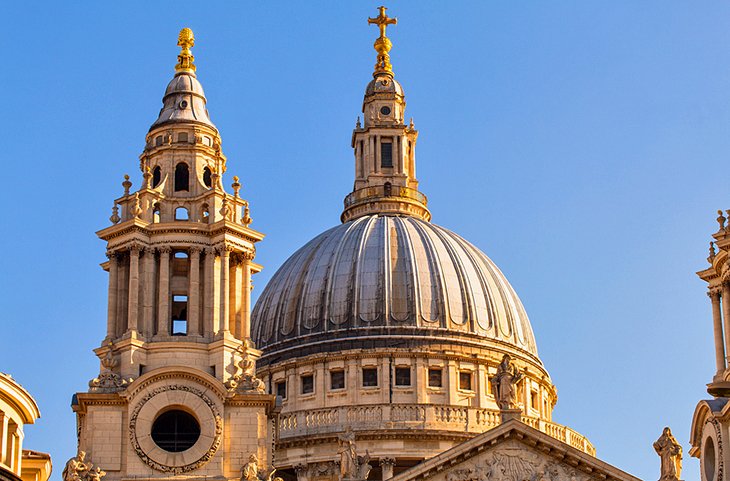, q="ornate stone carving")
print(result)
[709,242,717,264]
[130,193,143,219]
[242,201,252,227]
[232,176,241,197]
[225,343,266,393]
[62,451,106,481]
[129,384,223,473]
[654,427,682,481]
[337,428,371,481]
[491,354,524,410]
[442,449,588,481]
[220,196,233,221]
[241,453,279,481]
[109,204,120,224]
[89,342,131,393]
[122,174,132,196]
[718,210,727,232]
